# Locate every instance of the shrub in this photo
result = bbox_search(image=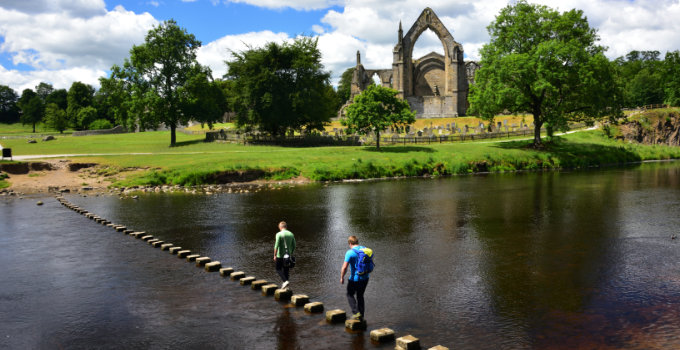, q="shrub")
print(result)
[89,119,113,130]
